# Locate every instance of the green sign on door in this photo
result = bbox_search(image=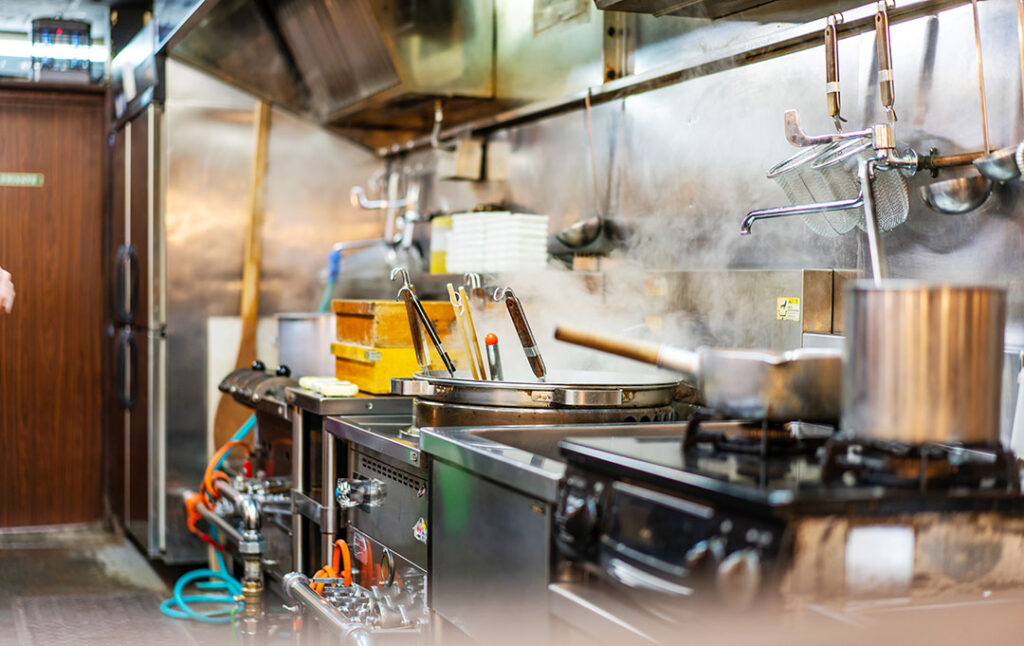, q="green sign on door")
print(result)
[0,173,44,187]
